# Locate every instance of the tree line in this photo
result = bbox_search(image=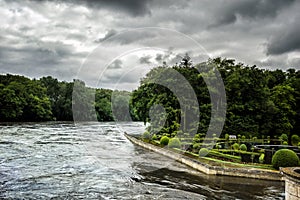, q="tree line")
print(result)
[1,57,299,141]
[131,57,300,140]
[0,74,133,122]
